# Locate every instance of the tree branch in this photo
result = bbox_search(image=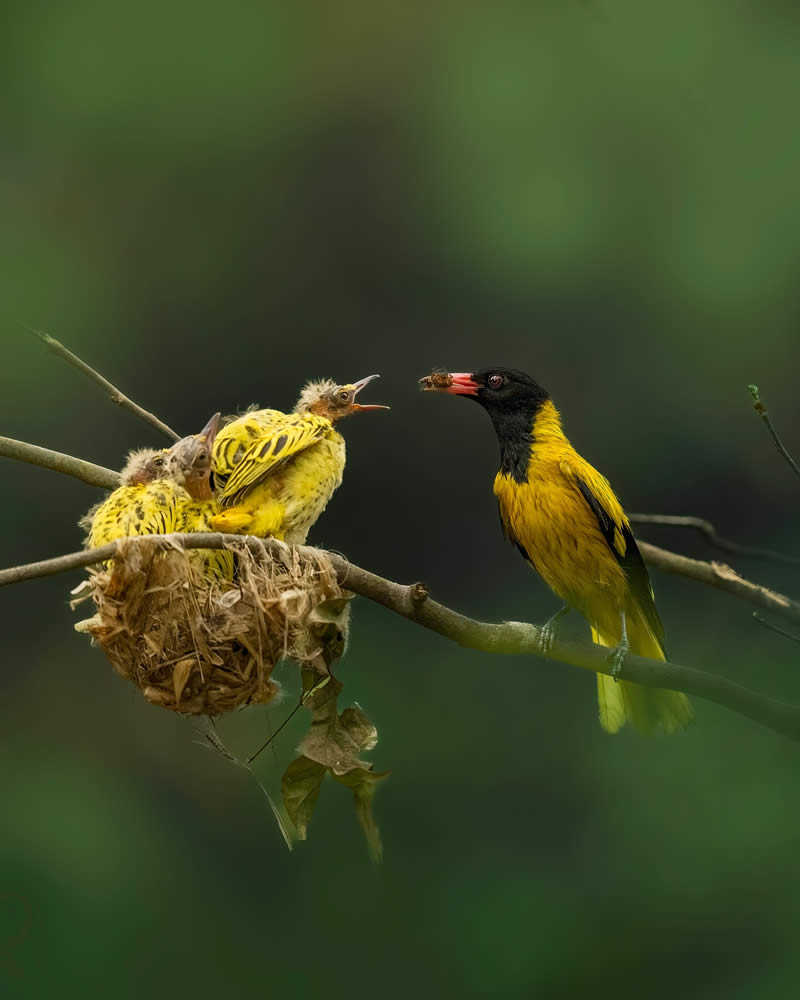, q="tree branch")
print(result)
[629,513,800,568]
[2,533,800,740]
[4,432,799,622]
[638,541,800,625]
[0,436,121,490]
[748,384,800,482]
[29,328,181,442]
